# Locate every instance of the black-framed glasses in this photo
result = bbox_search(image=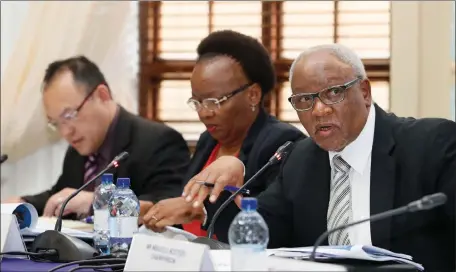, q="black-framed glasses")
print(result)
[47,85,99,131]
[187,82,253,112]
[288,77,362,112]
